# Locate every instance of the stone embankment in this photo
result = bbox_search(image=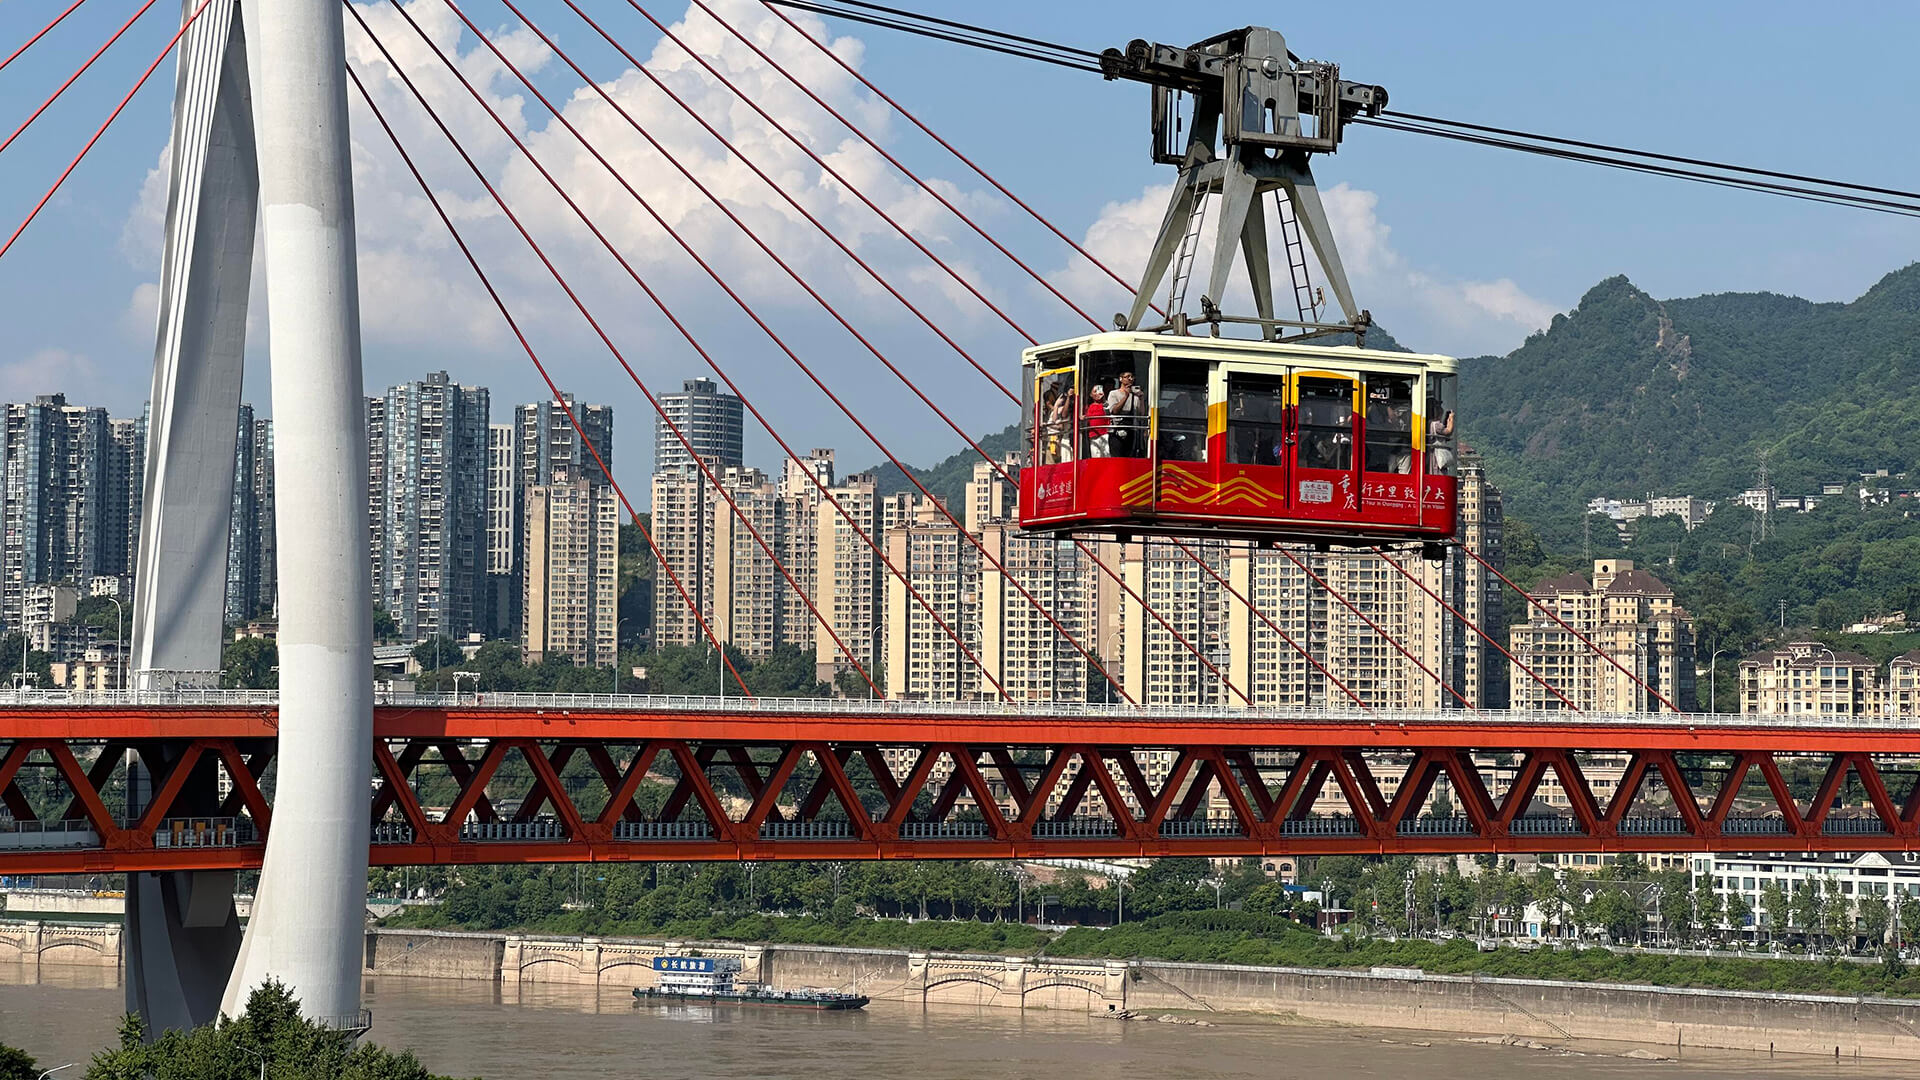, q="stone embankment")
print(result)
[8,922,1920,1061]
[359,928,1920,1061]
